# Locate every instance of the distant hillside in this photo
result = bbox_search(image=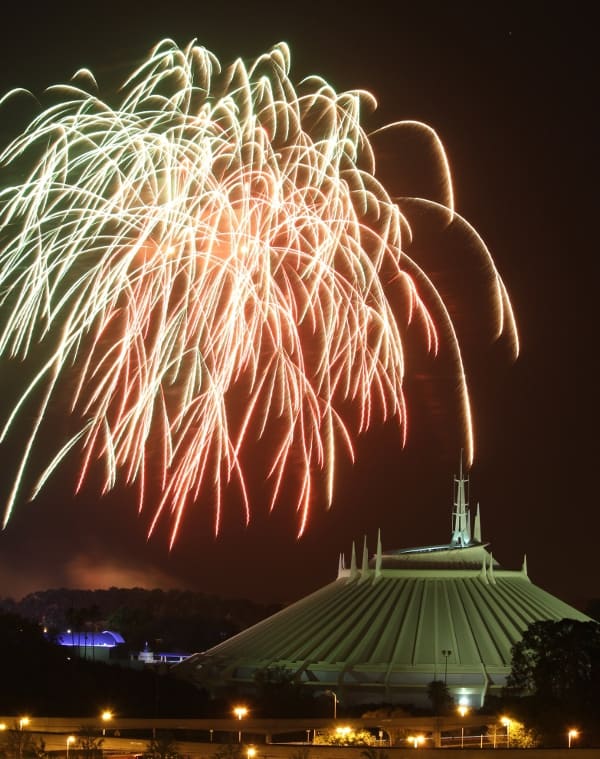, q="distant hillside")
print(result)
[0,587,282,653]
